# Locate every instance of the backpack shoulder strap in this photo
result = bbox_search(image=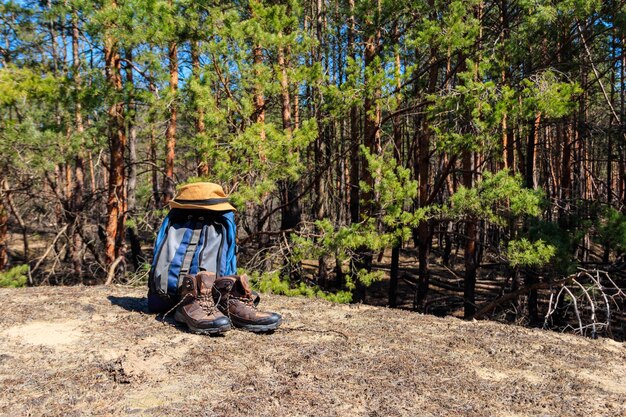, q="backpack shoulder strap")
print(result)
[221,211,237,275]
[151,214,171,268]
[179,220,202,277]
